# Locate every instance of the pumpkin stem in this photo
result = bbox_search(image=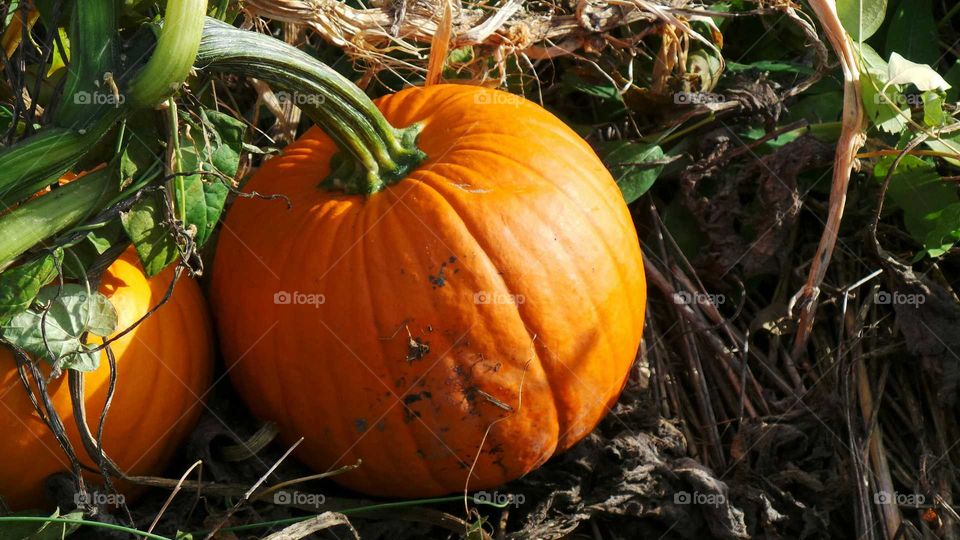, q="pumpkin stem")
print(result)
[196,18,427,195]
[0,167,116,272]
[127,0,209,107]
